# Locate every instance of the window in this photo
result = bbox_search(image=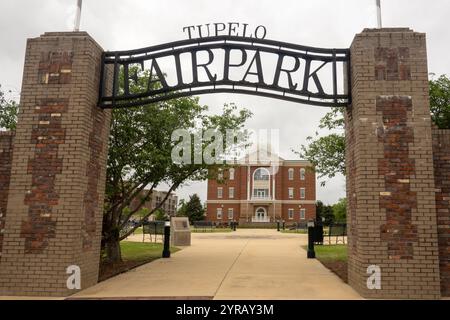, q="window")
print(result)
[218,169,223,180]
[228,208,234,220]
[229,187,234,199]
[254,189,269,198]
[300,208,306,220]
[300,188,305,199]
[288,168,294,180]
[217,187,223,198]
[288,208,294,220]
[300,168,305,180]
[288,188,294,199]
[254,168,270,181]
[229,168,235,180]
[217,208,222,219]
